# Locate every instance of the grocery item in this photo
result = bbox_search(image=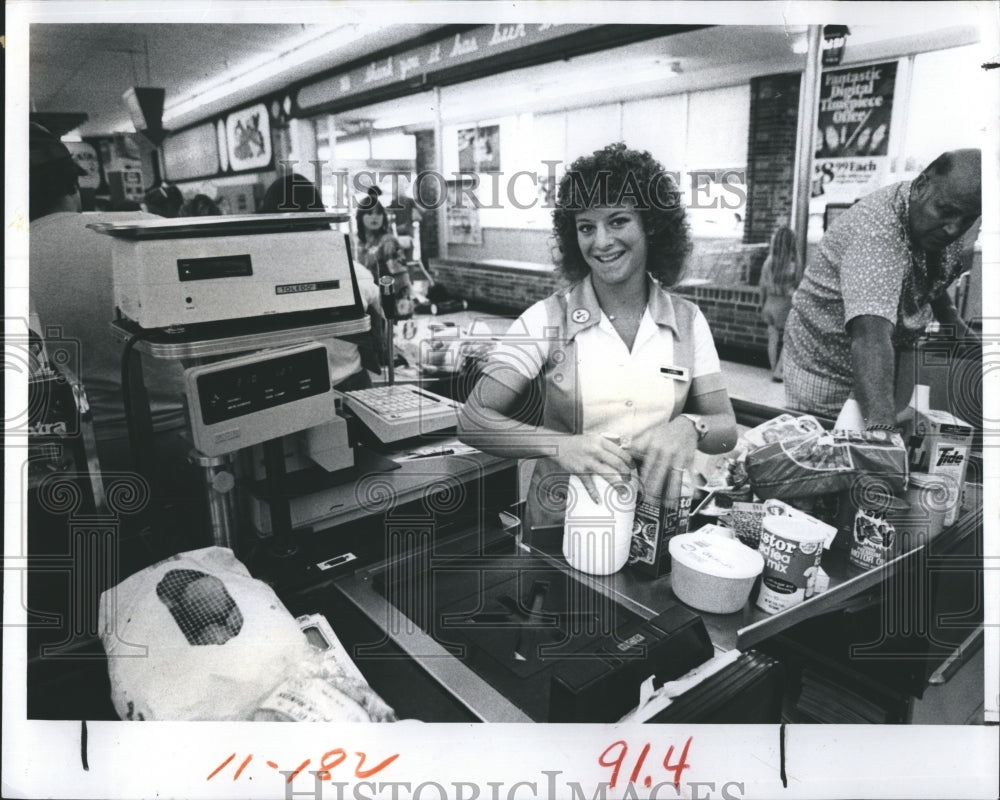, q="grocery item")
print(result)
[726,501,766,549]
[762,498,837,549]
[741,413,824,449]
[746,428,907,500]
[564,474,637,576]
[99,547,314,720]
[628,468,691,578]
[756,516,826,614]
[848,495,908,571]
[900,471,954,543]
[904,400,972,527]
[668,532,764,614]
